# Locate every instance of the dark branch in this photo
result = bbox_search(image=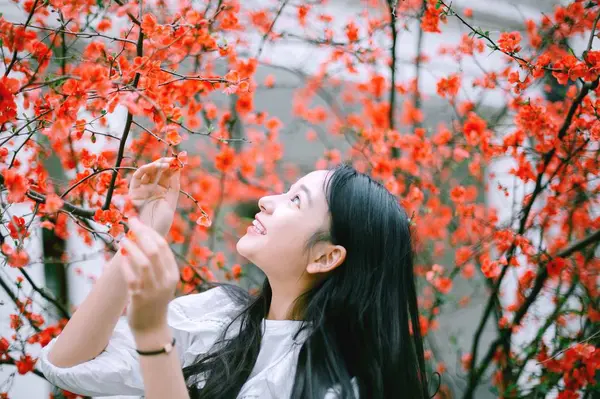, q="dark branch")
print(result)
[464,78,600,398]
[103,27,145,210]
[0,174,95,219]
[464,229,600,398]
